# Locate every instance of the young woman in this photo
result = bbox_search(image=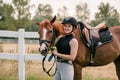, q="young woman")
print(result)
[51,16,78,80]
